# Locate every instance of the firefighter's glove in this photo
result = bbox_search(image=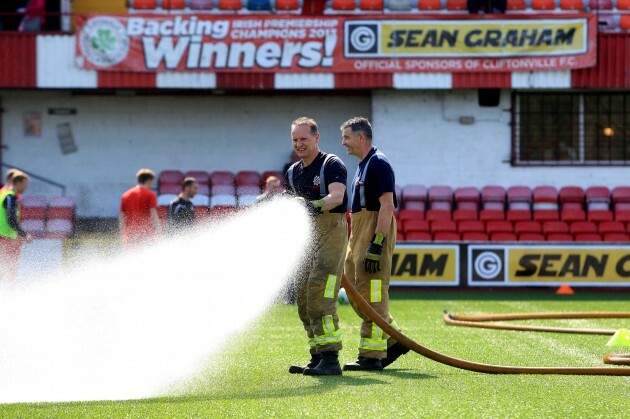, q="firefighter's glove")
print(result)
[364,233,385,274]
